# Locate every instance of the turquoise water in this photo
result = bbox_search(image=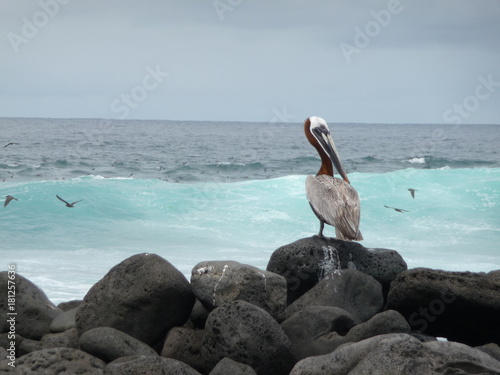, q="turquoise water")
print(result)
[2,168,499,303]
